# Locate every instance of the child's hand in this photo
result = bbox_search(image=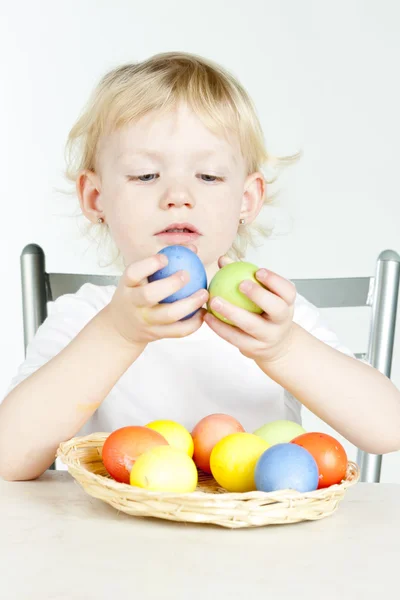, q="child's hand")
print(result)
[203,255,296,365]
[104,245,209,348]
